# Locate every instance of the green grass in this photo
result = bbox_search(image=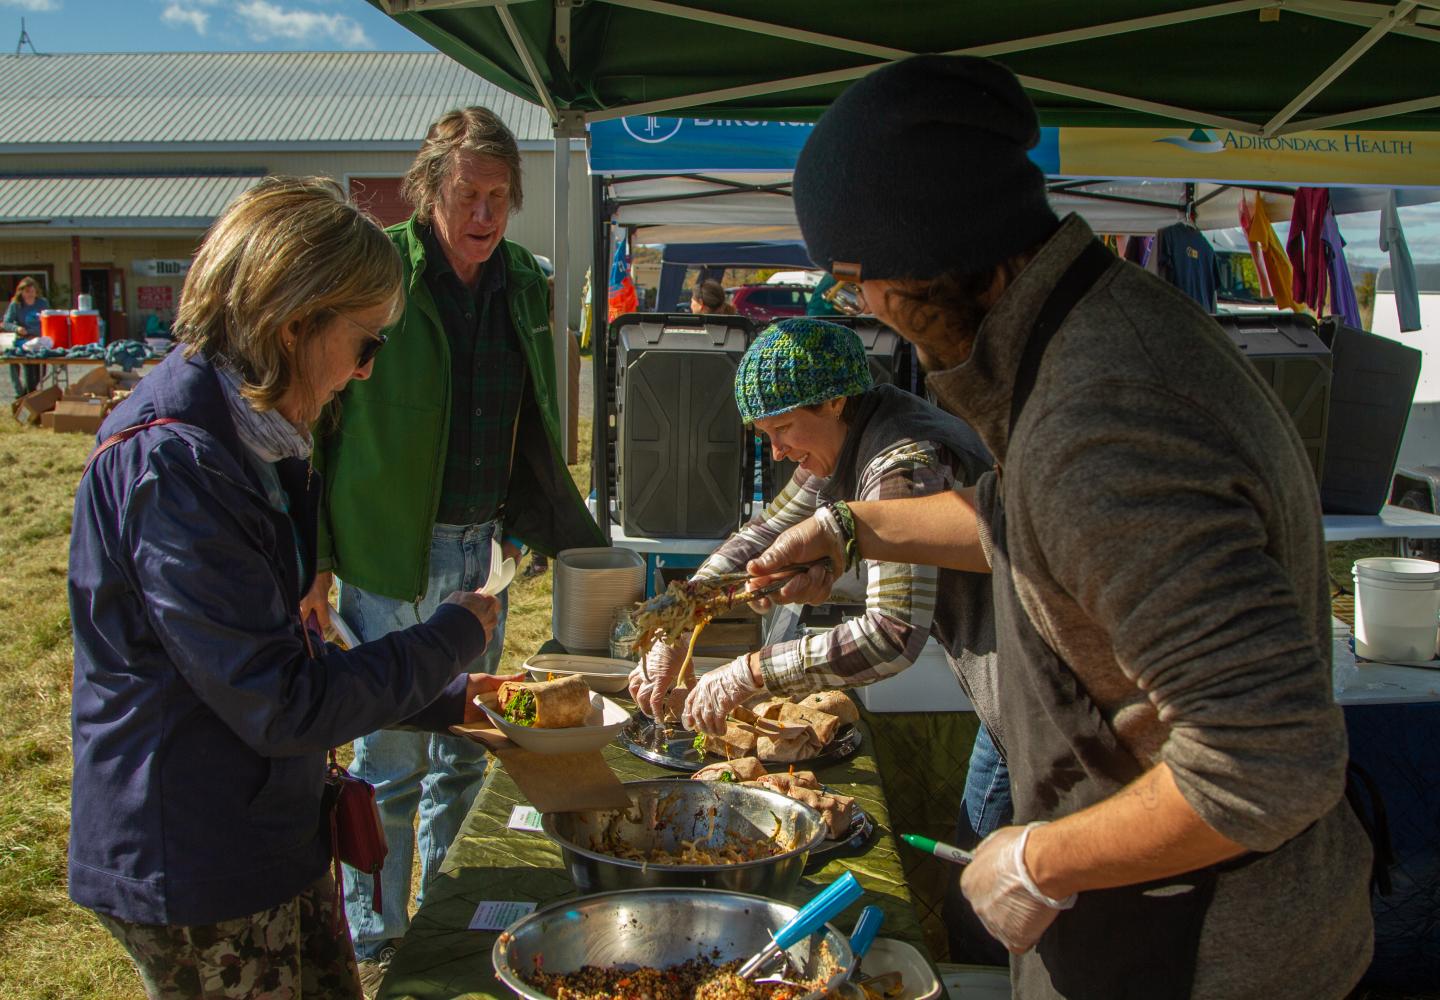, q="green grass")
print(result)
[0,414,590,997]
[0,418,137,999]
